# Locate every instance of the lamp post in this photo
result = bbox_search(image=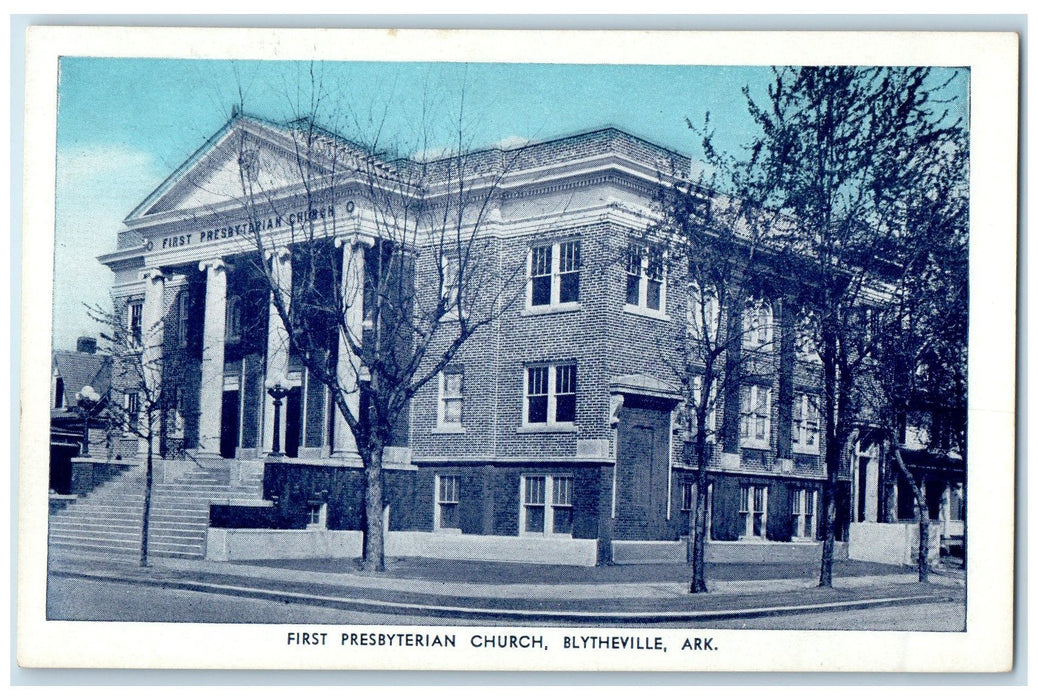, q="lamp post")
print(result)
[265,374,290,457]
[75,385,101,458]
